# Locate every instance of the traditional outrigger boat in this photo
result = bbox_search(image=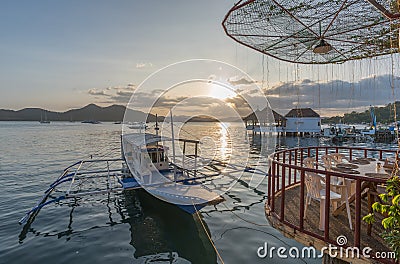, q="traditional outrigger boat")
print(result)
[121,129,226,213]
[19,118,265,225]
